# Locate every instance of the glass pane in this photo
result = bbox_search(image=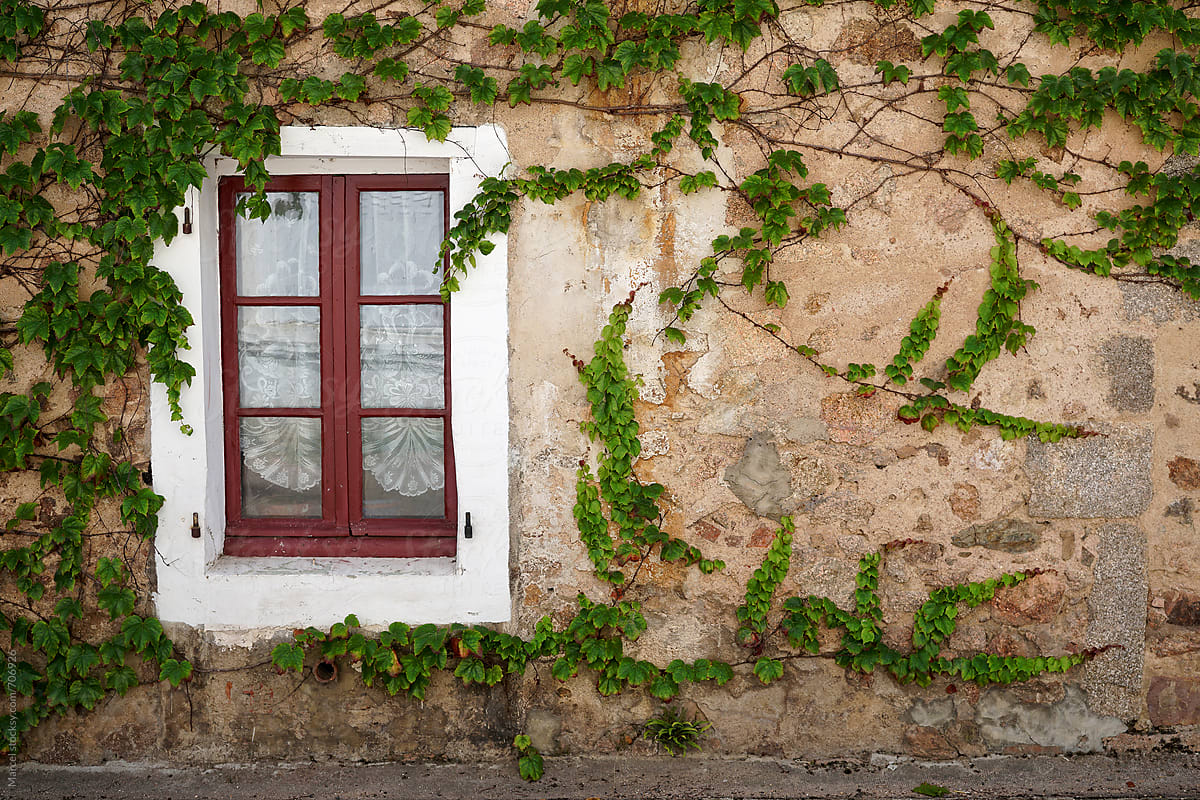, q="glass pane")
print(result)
[240,417,322,518]
[360,191,444,295]
[236,191,320,296]
[362,418,444,518]
[238,306,321,408]
[360,305,444,409]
